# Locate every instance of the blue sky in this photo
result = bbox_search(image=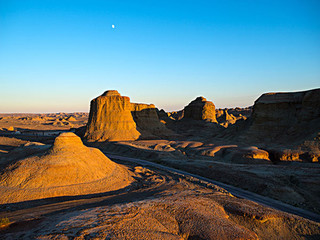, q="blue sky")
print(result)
[1,0,319,112]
